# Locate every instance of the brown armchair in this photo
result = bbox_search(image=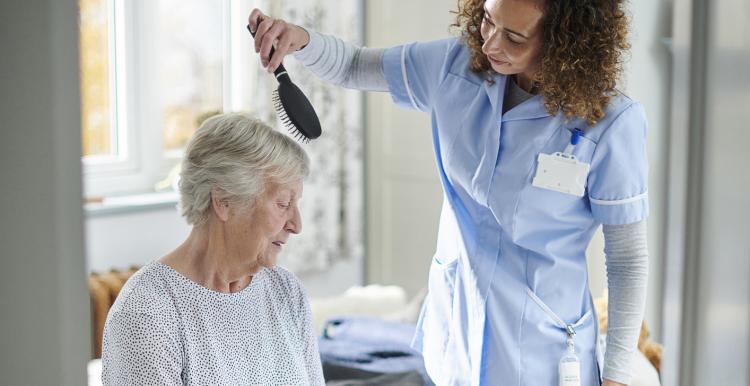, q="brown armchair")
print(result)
[88,267,140,358]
